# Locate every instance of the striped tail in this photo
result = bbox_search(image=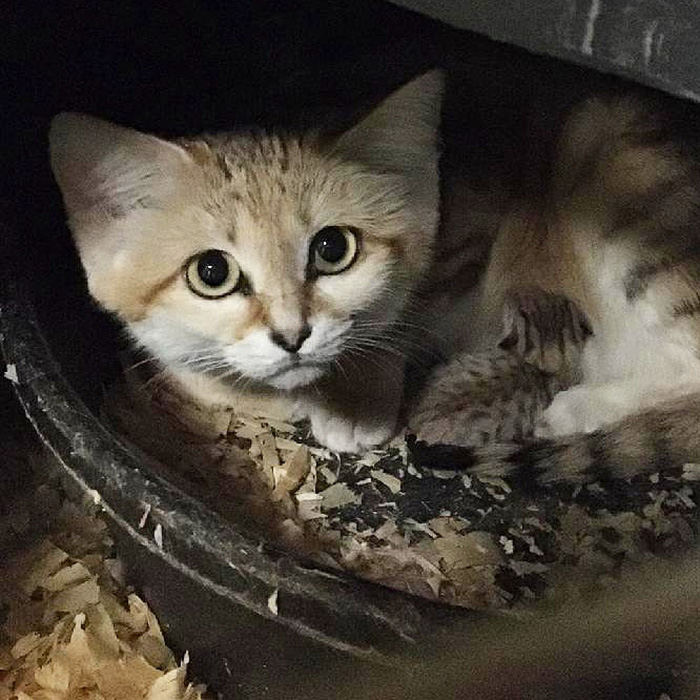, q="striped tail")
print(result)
[408,392,700,485]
